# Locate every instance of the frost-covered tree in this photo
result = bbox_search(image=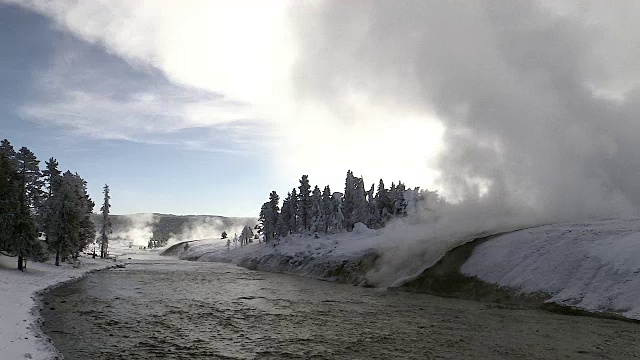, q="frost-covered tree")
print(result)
[310,185,322,232]
[375,179,393,225]
[321,185,333,233]
[47,172,95,265]
[100,184,111,258]
[333,192,345,232]
[289,188,298,233]
[392,181,407,216]
[352,177,369,227]
[342,170,356,230]
[258,191,280,243]
[240,225,253,246]
[0,140,18,255]
[277,192,293,237]
[42,158,61,243]
[297,175,312,232]
[14,147,45,269]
